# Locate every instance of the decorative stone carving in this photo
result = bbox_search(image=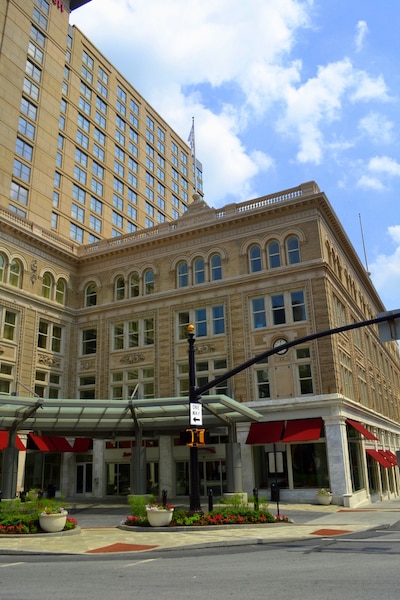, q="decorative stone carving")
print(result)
[196,343,215,354]
[120,353,145,364]
[30,260,38,284]
[38,354,61,367]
